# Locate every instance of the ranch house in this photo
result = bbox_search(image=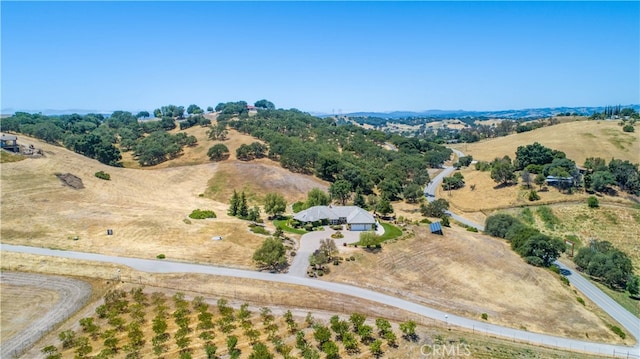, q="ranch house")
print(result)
[293,205,376,231]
